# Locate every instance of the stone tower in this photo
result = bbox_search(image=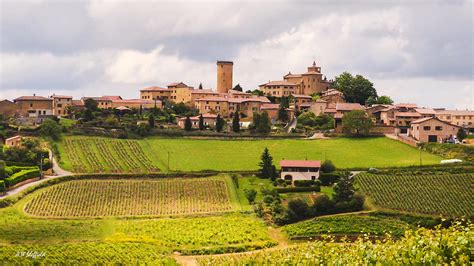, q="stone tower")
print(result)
[216,61,233,93]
